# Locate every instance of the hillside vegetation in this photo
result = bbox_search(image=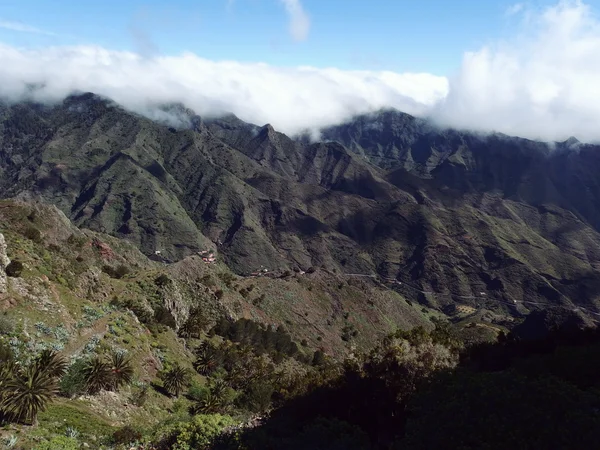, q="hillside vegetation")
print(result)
[1,93,600,448]
[1,95,600,321]
[0,200,441,449]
